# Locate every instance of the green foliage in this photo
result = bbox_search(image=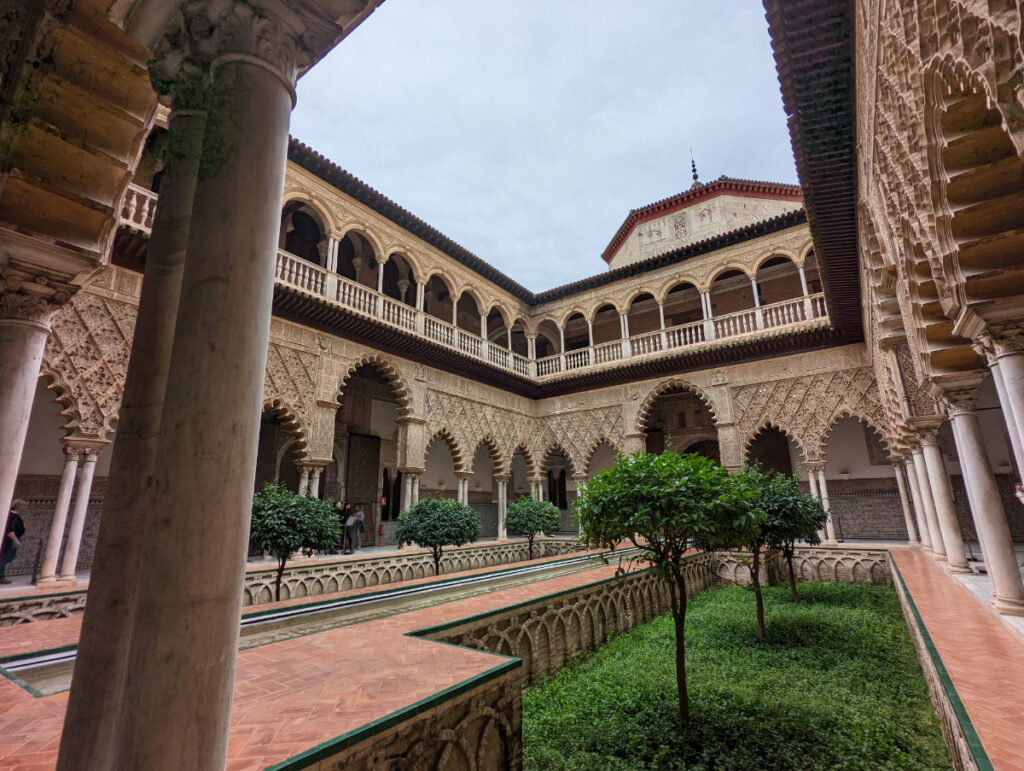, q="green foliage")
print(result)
[746,467,828,553]
[250,482,342,600]
[395,497,480,575]
[523,583,950,770]
[573,450,759,724]
[506,497,561,559]
[574,450,757,575]
[736,465,828,605]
